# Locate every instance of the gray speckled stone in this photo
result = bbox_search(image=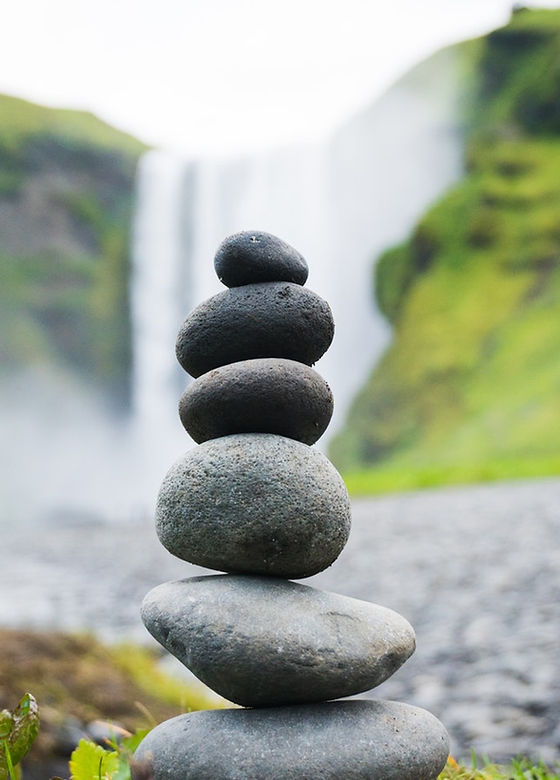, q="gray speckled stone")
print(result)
[156,434,350,578]
[141,575,416,707]
[178,358,333,445]
[133,700,449,780]
[214,231,309,287]
[175,282,334,378]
